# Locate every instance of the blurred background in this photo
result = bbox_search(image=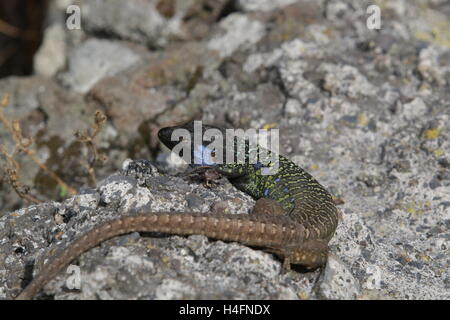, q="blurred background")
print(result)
[0,0,49,78]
